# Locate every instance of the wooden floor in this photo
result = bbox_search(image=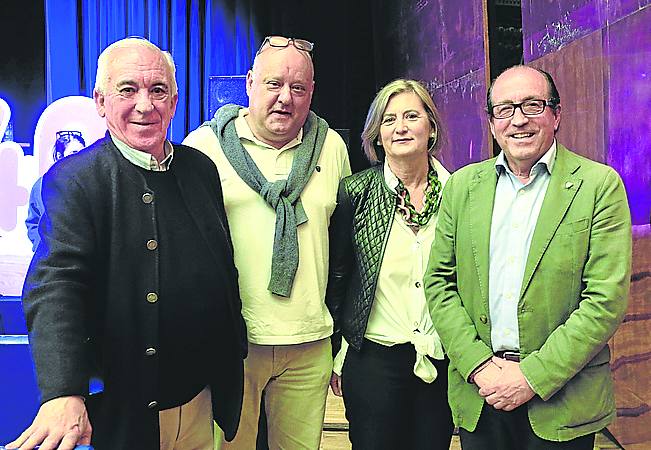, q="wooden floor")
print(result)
[321,431,461,450]
[319,391,622,450]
